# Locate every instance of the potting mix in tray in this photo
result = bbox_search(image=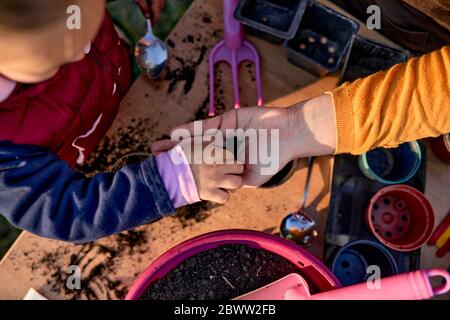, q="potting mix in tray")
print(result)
[139,244,318,300]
